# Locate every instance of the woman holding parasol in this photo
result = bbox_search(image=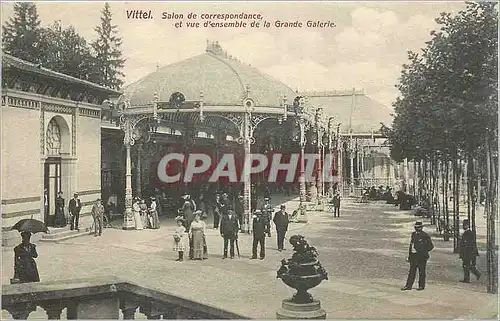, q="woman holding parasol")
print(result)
[10,218,48,284]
